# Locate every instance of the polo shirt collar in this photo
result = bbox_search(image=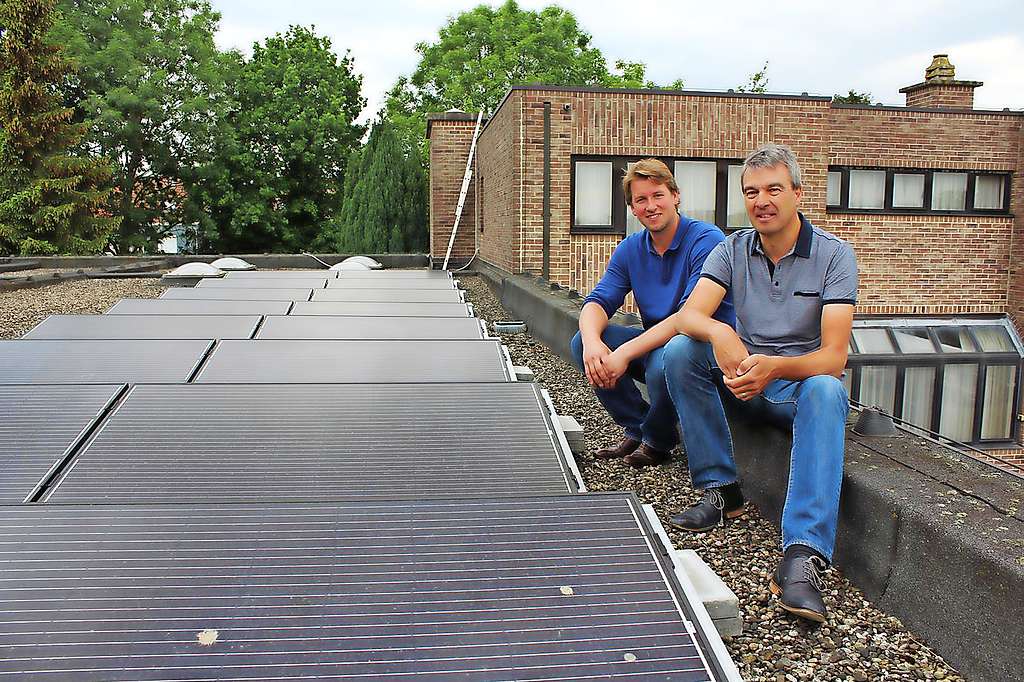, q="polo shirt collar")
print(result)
[644,214,687,255]
[749,212,814,259]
